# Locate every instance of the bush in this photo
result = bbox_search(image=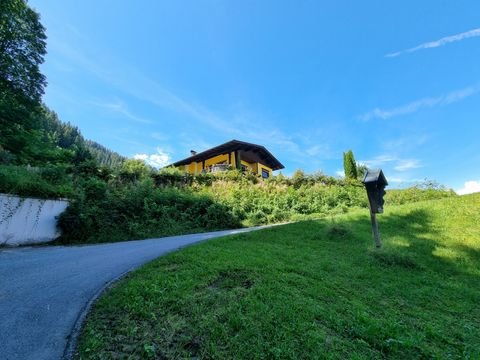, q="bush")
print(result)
[386,187,456,206]
[4,161,457,245]
[58,181,242,244]
[0,164,74,198]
